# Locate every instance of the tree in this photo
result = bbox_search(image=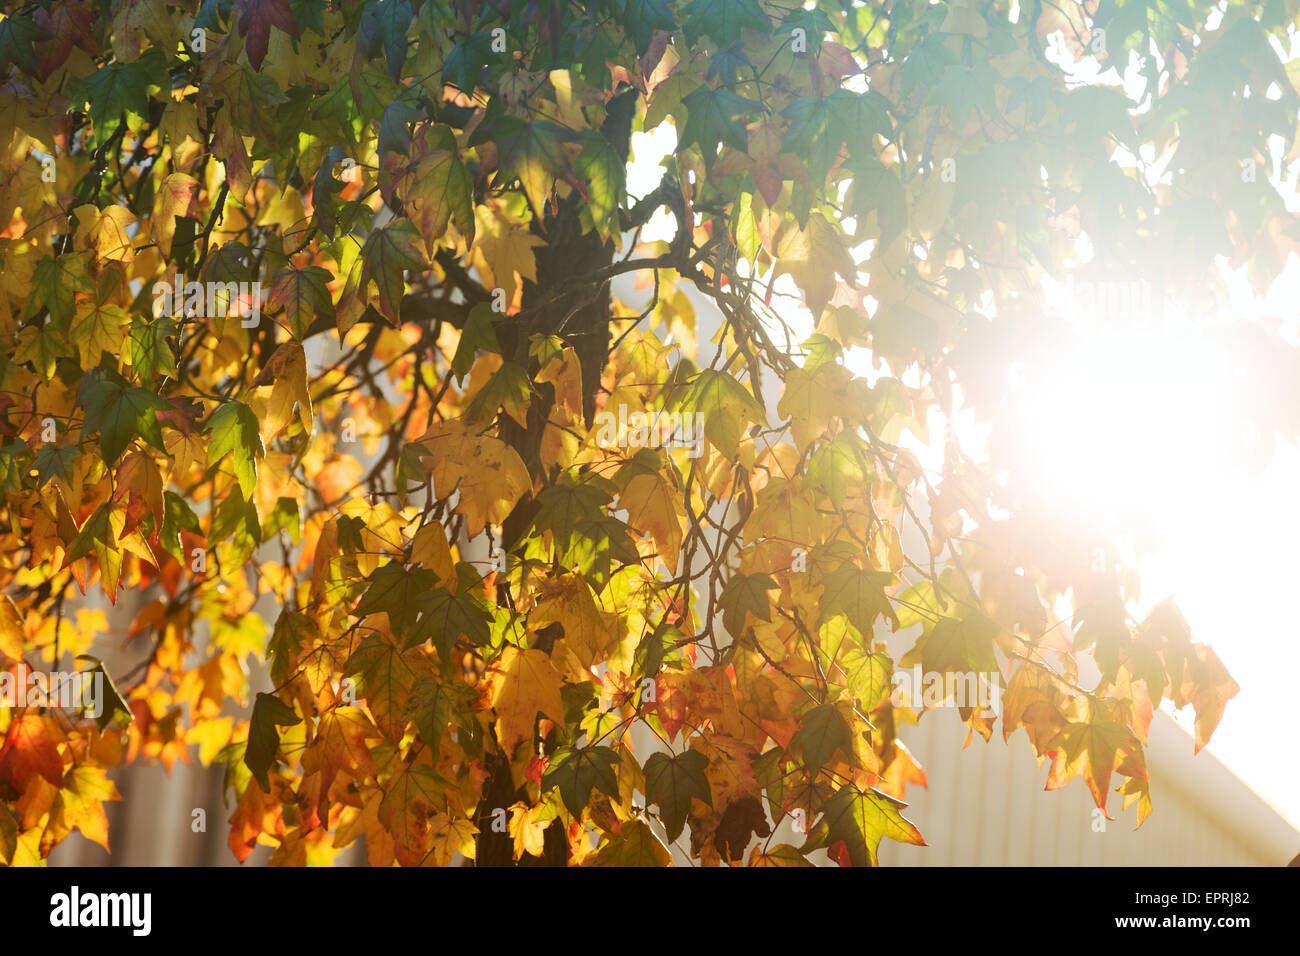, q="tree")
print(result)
[1,0,1281,867]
